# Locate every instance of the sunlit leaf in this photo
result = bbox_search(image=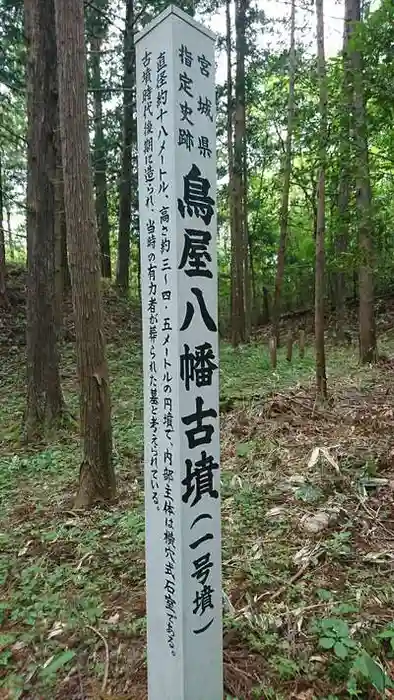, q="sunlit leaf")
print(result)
[334,641,348,659]
[40,650,76,678]
[319,636,335,649]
